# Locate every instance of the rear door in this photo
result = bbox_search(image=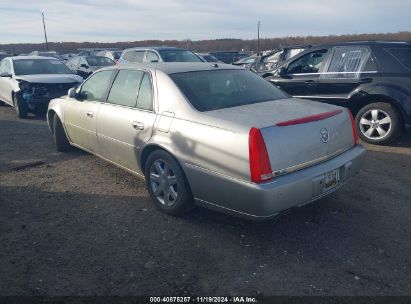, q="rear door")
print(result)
[64,70,115,152]
[96,69,156,173]
[316,46,379,104]
[271,49,329,97]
